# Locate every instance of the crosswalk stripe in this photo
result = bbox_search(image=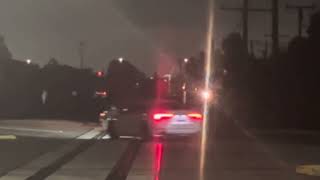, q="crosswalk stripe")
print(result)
[0,135,16,140]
